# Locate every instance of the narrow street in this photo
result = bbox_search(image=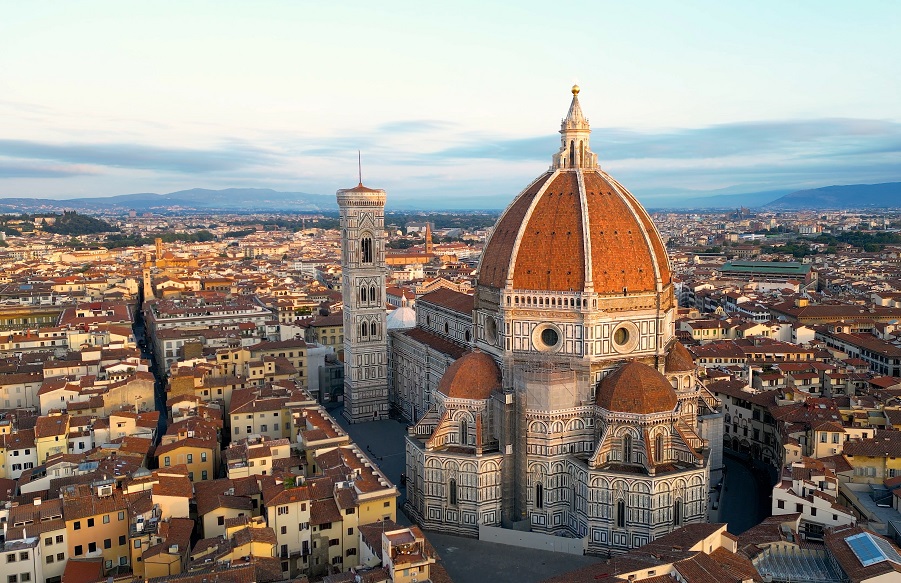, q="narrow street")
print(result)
[132,307,167,440]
